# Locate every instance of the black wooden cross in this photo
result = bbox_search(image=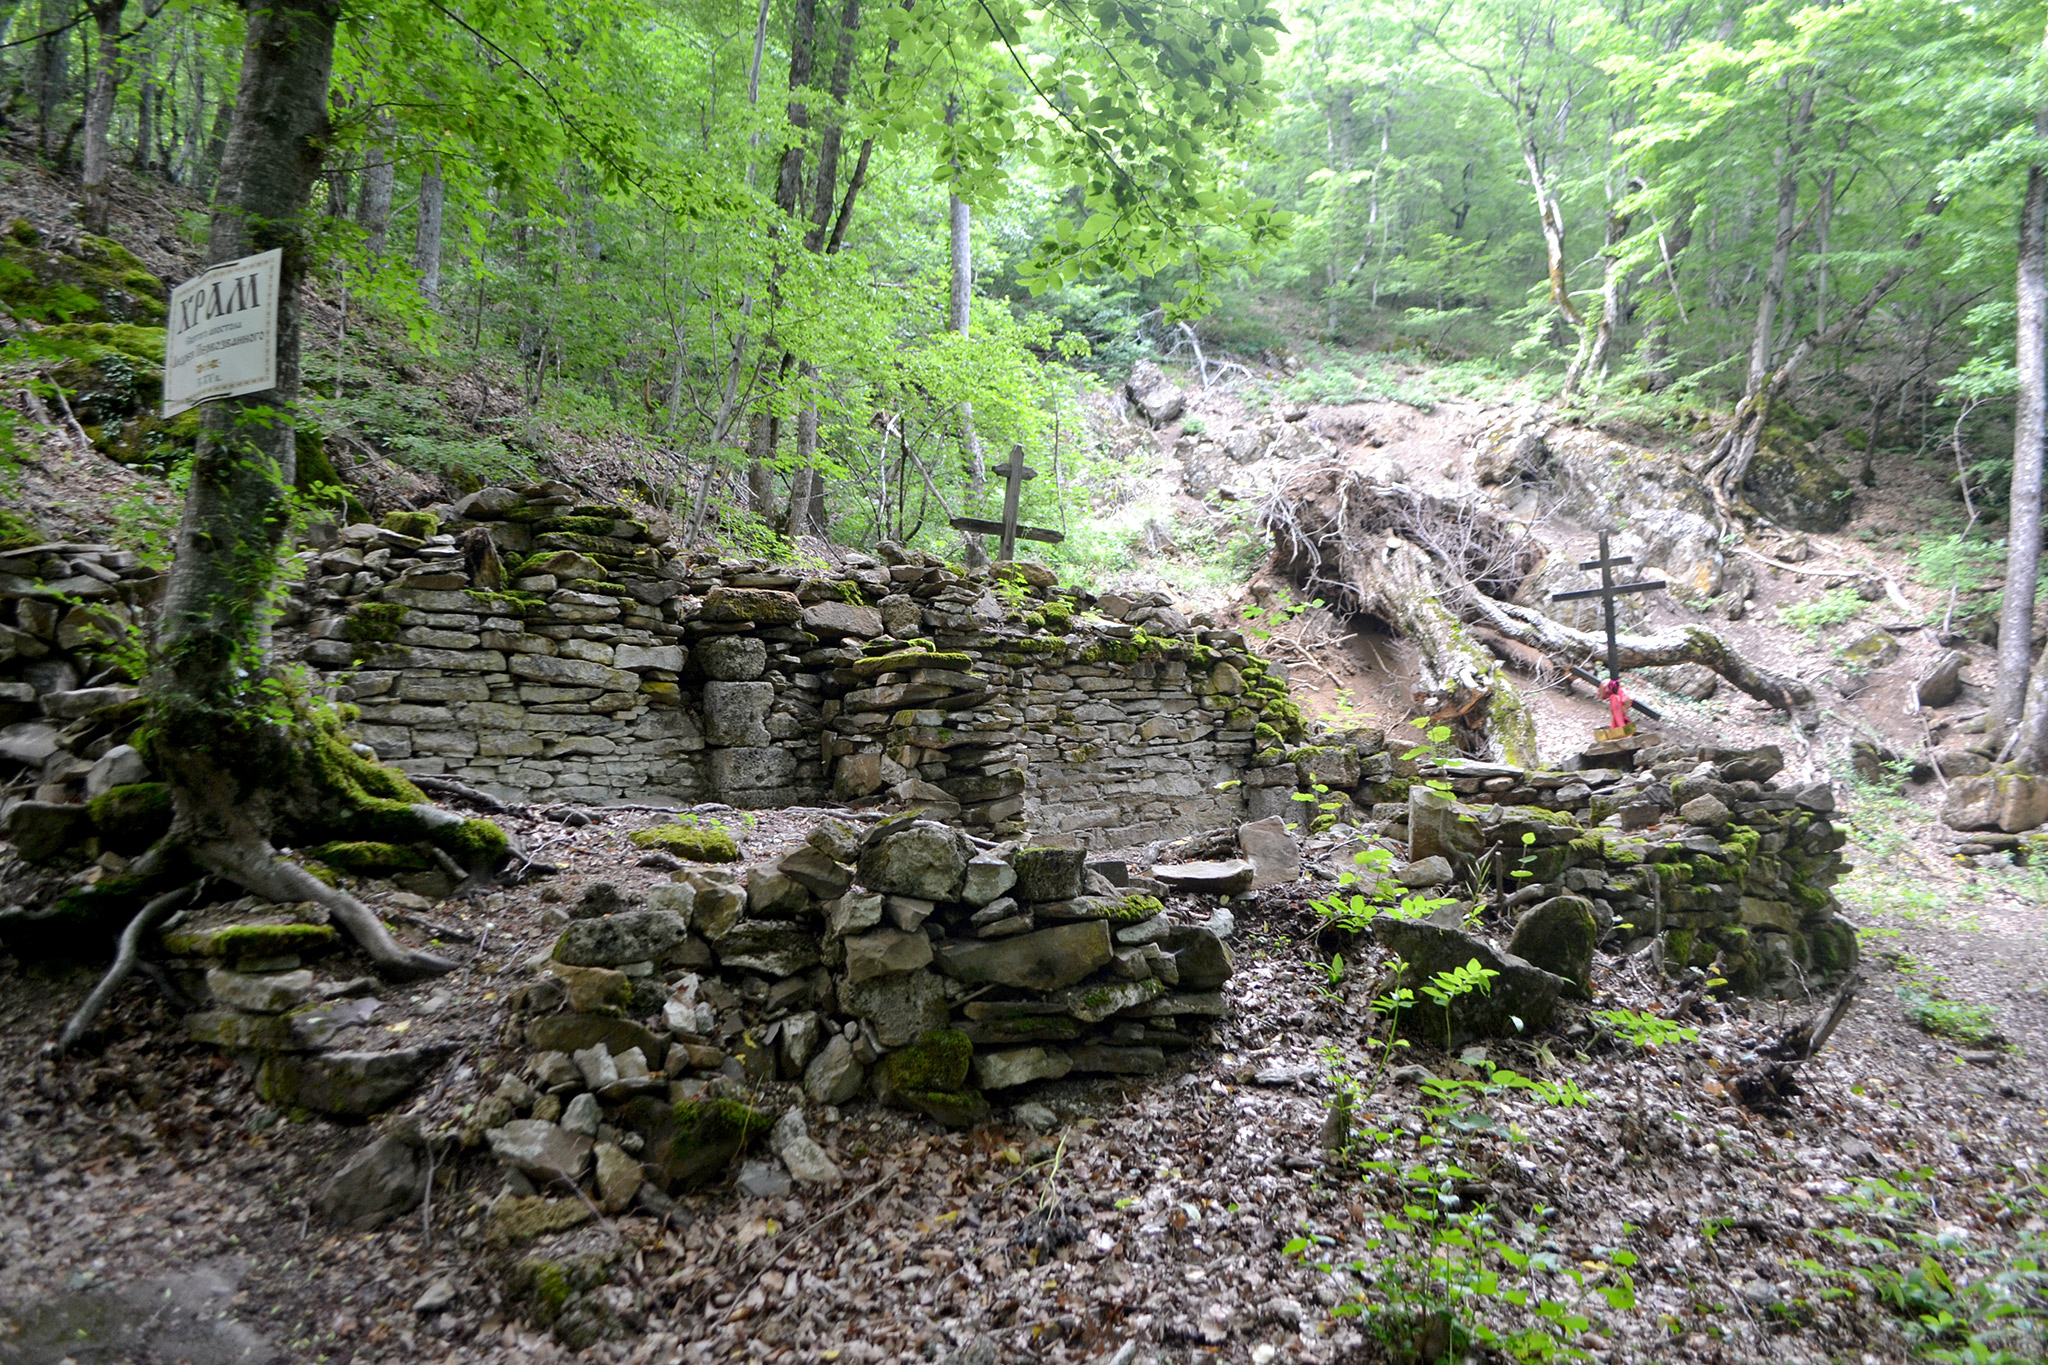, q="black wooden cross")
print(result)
[949,445,1065,562]
[1550,529,1664,680]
